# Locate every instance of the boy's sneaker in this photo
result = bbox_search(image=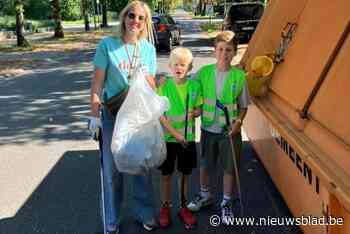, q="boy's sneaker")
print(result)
[106,224,119,234]
[187,194,213,212]
[178,207,197,229]
[142,218,158,231]
[159,205,171,228]
[106,229,119,234]
[221,204,234,225]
